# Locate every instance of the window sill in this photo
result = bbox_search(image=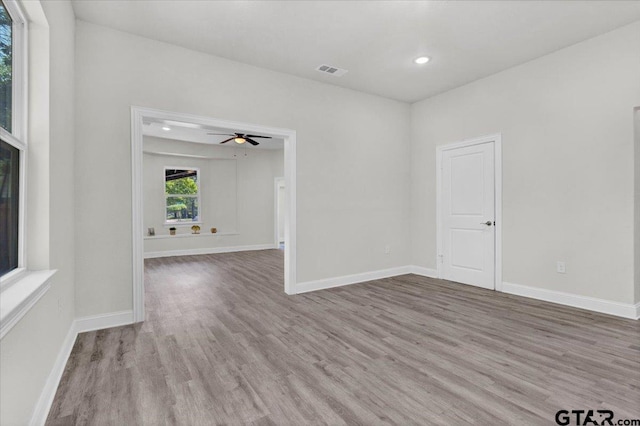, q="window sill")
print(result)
[144,232,239,240]
[0,269,57,339]
[1,267,27,289]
